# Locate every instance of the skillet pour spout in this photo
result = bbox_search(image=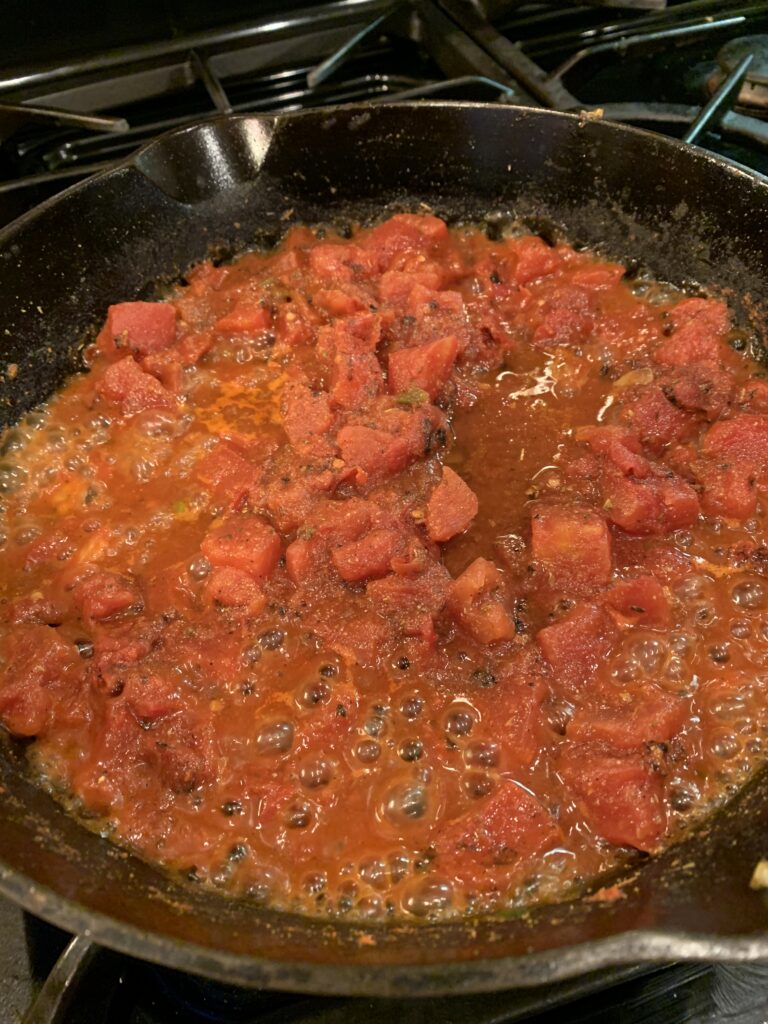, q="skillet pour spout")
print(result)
[2,103,768,996]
